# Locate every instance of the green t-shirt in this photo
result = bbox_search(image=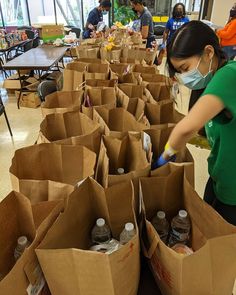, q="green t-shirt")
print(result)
[204,60,236,205]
